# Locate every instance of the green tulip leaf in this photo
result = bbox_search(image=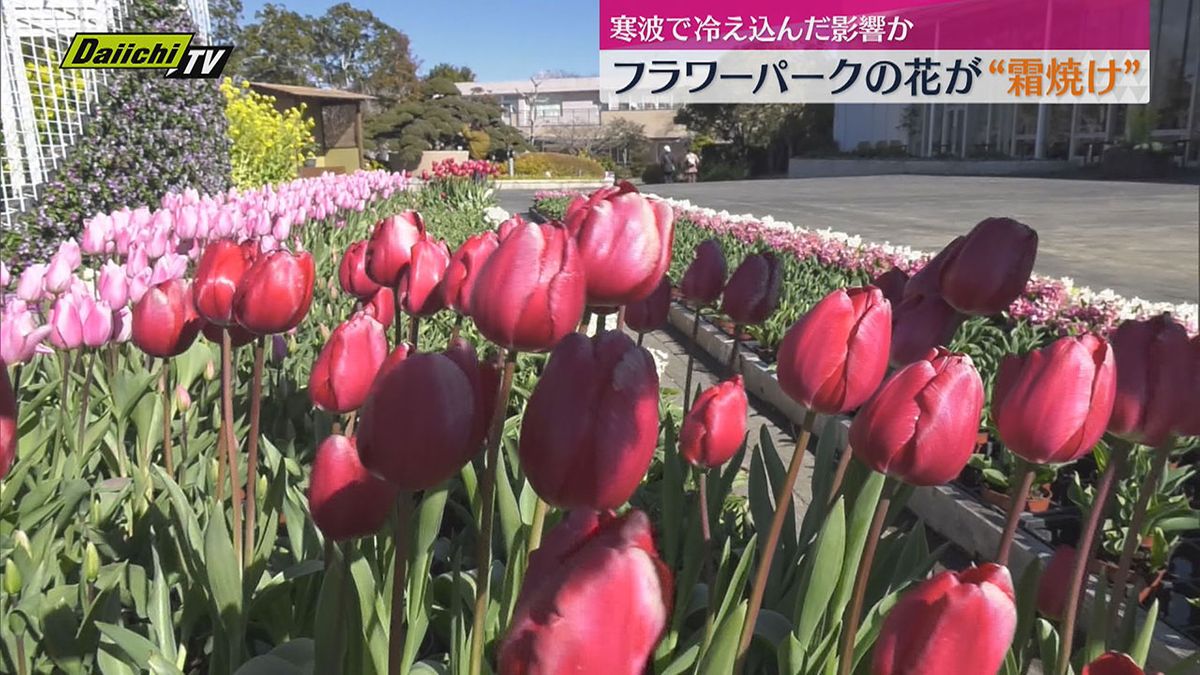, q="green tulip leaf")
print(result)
[1129,598,1157,667]
[793,499,846,652]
